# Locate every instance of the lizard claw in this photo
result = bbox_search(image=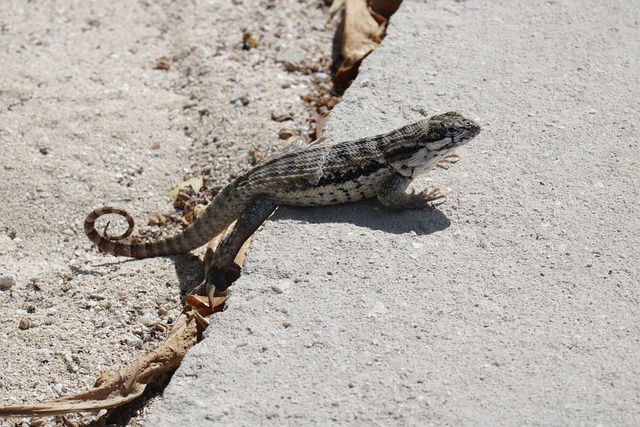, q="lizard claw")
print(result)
[436,153,461,169]
[420,187,445,203]
[203,267,229,308]
[205,281,228,309]
[395,187,445,209]
[188,280,206,299]
[189,277,229,310]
